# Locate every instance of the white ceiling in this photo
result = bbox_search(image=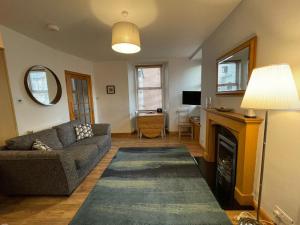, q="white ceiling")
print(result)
[0,0,241,62]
